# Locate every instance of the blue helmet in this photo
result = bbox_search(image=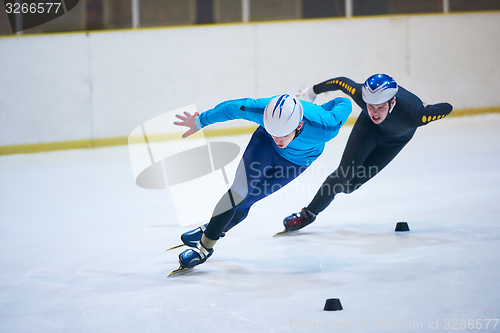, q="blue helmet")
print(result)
[362,74,398,105]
